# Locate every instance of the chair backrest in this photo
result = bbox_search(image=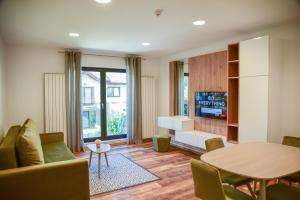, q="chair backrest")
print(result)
[205,138,224,152]
[191,159,226,200]
[282,136,300,148]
